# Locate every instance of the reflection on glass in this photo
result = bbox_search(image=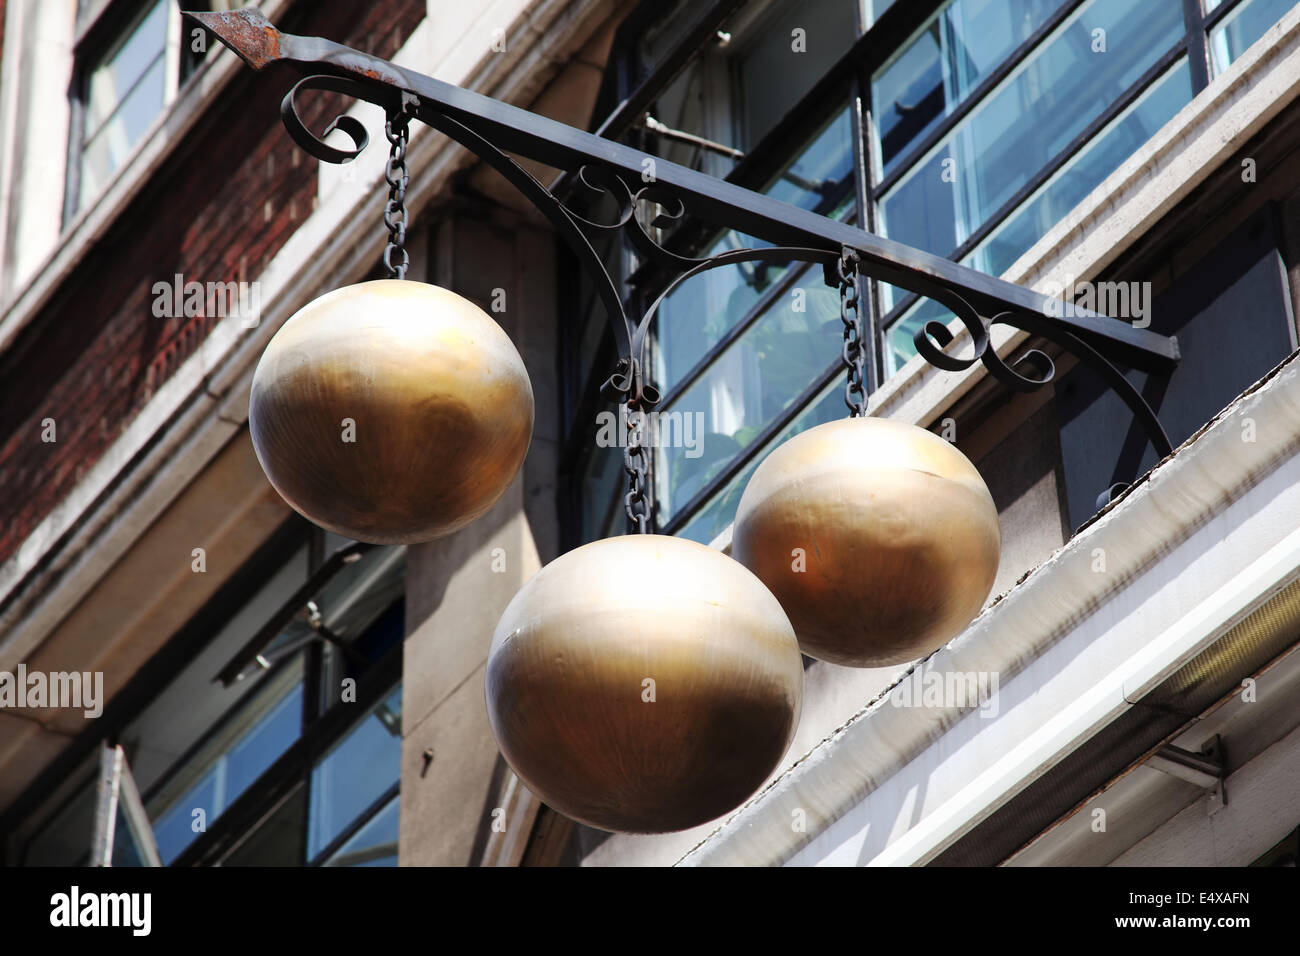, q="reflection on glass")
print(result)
[733,0,858,148]
[873,0,1066,176]
[882,58,1194,376]
[877,0,1184,272]
[971,59,1192,279]
[322,794,399,867]
[654,108,854,396]
[84,0,167,137]
[1209,0,1294,76]
[655,267,841,520]
[640,0,856,164]
[883,295,955,378]
[149,660,305,864]
[307,685,402,860]
[79,0,168,210]
[676,379,844,545]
